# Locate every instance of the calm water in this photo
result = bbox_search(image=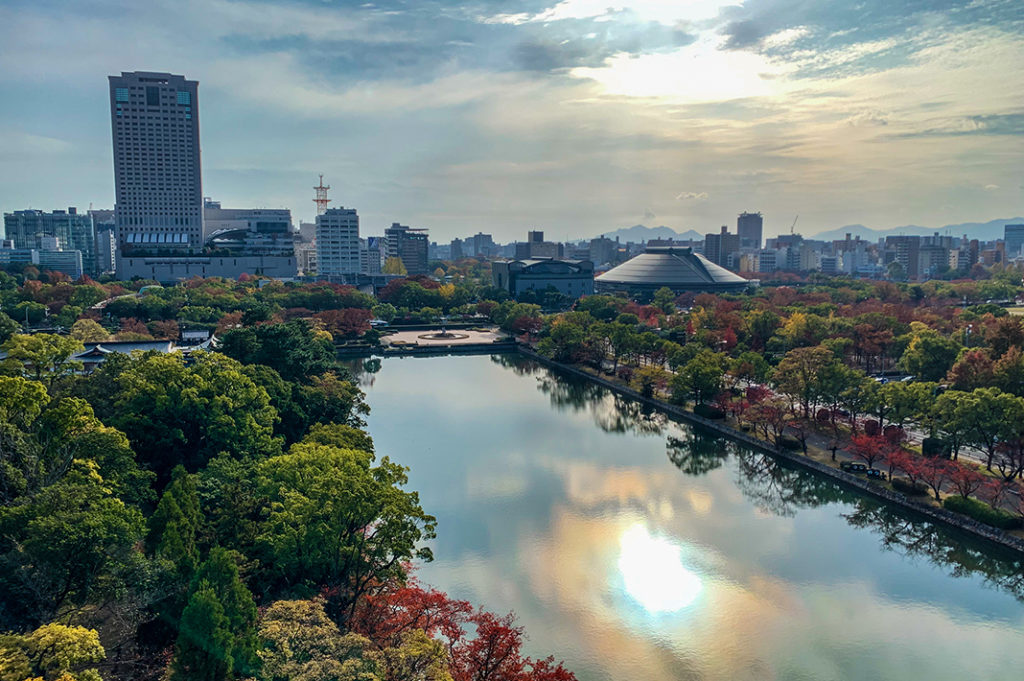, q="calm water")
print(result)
[353,354,1024,681]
